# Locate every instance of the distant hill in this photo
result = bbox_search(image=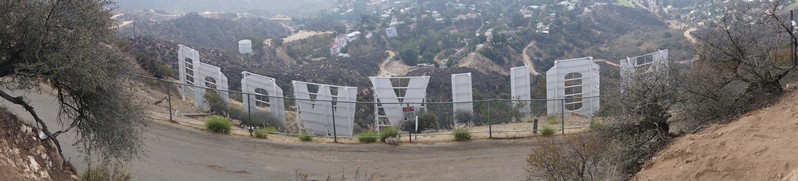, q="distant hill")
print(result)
[526,5,693,72]
[115,0,336,15]
[118,13,291,50]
